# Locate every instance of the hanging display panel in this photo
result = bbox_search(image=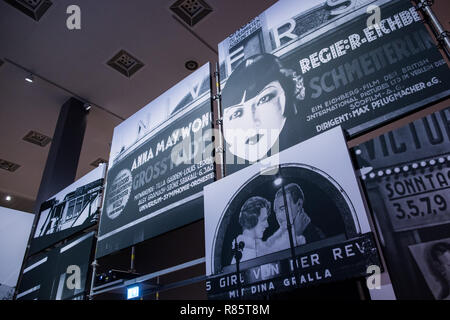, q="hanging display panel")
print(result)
[29,164,106,255]
[354,107,450,300]
[204,127,380,299]
[16,252,52,300]
[17,232,95,300]
[218,0,450,175]
[96,63,214,258]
